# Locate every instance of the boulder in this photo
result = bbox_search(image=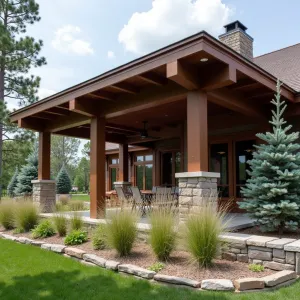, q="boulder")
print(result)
[105,260,120,271]
[118,264,156,279]
[83,254,106,267]
[234,278,264,291]
[153,274,201,288]
[263,270,296,287]
[64,247,86,259]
